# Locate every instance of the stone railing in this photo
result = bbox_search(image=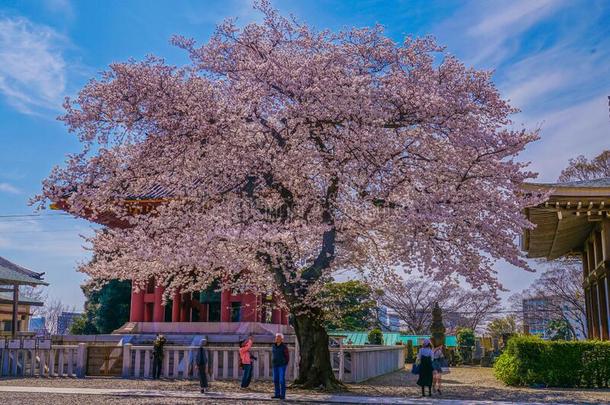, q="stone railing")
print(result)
[121,344,300,381]
[0,339,86,378]
[331,345,405,383]
[1,338,404,383]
